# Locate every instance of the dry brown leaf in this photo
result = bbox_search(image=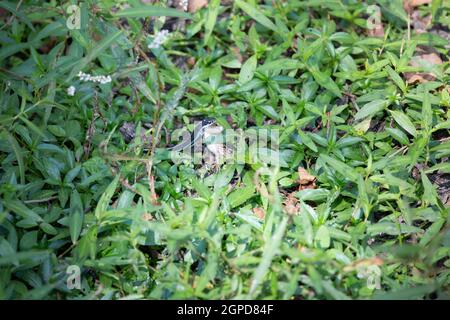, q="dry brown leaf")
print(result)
[298,167,316,185]
[142,213,153,221]
[252,207,265,220]
[414,53,443,65]
[367,9,385,38]
[189,0,208,12]
[432,29,450,49]
[404,53,443,84]
[297,167,317,190]
[231,46,243,63]
[187,56,196,66]
[283,193,300,215]
[406,0,432,6]
[299,183,316,190]
[343,257,384,272]
[404,73,433,84]
[411,10,432,34]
